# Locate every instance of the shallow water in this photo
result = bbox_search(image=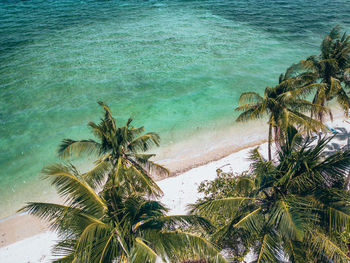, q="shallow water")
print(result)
[1,0,350,217]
